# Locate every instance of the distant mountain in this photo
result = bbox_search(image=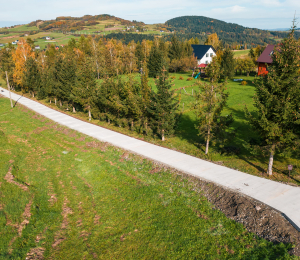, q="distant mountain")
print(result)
[165,16,300,46]
[268,28,290,31]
